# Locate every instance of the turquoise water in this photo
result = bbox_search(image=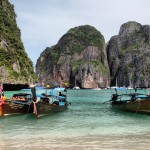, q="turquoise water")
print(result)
[1,89,150,150]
